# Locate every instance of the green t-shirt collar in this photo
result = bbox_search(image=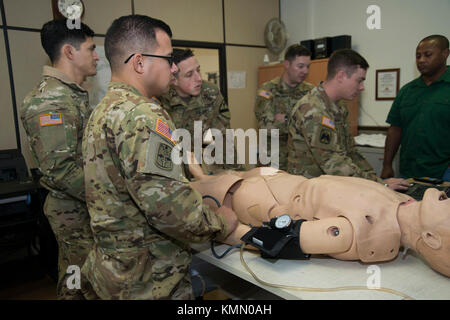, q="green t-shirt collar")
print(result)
[414,65,450,87]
